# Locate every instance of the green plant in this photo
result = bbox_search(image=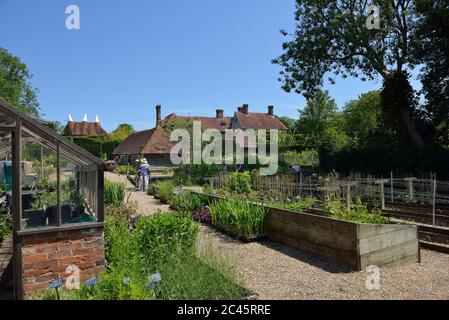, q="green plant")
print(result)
[104,180,126,206]
[105,202,138,225]
[115,165,136,176]
[330,207,390,224]
[227,172,251,194]
[170,191,209,213]
[135,212,199,268]
[173,163,220,186]
[35,211,249,300]
[209,198,267,238]
[155,181,175,203]
[0,210,12,242]
[274,196,316,212]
